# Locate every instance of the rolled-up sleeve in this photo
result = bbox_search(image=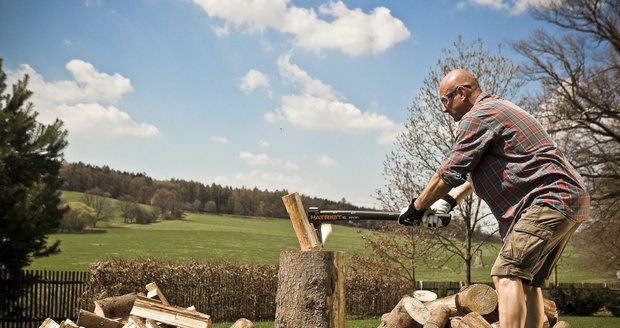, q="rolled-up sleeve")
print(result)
[437,115,494,188]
